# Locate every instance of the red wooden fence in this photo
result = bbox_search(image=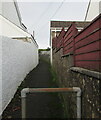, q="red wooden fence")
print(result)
[63,23,78,55]
[52,37,57,49]
[74,14,101,72]
[56,28,65,51]
[52,14,101,72]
